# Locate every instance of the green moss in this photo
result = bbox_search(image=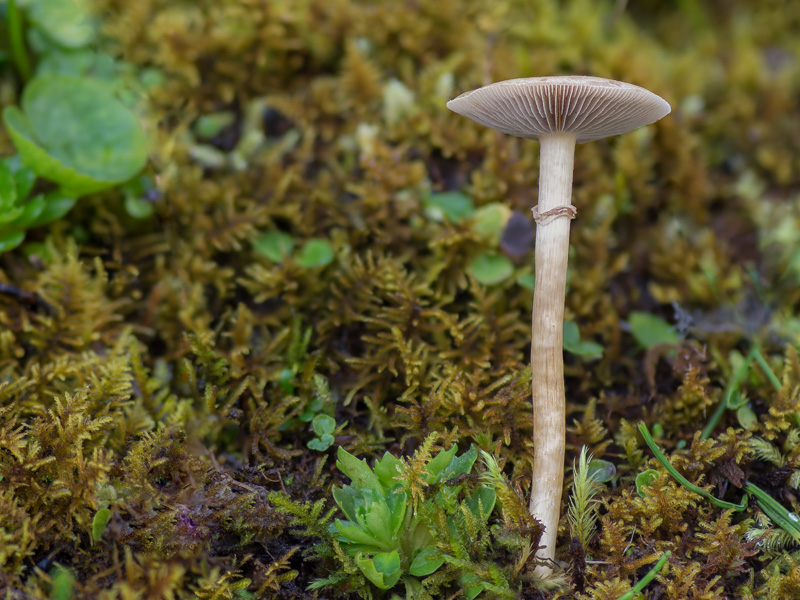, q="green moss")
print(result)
[3,0,800,597]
